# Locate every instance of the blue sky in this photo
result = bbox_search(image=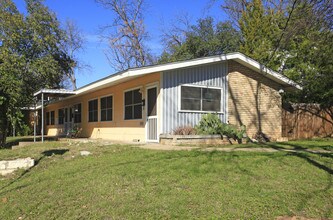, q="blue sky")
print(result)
[13,0,227,88]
